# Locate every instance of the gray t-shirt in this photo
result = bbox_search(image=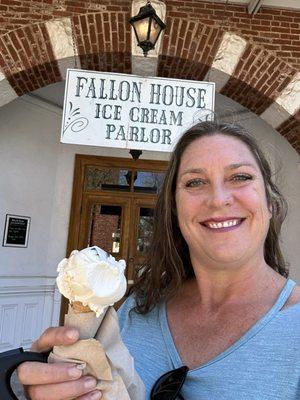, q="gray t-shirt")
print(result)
[118,278,300,399]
